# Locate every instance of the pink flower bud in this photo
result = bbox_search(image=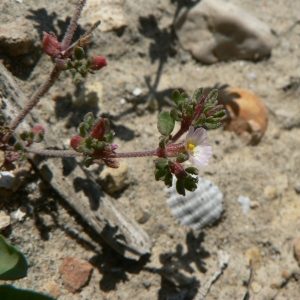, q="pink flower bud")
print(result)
[31,125,45,136]
[42,32,62,57]
[70,135,85,152]
[55,58,70,70]
[89,118,106,140]
[89,56,107,71]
